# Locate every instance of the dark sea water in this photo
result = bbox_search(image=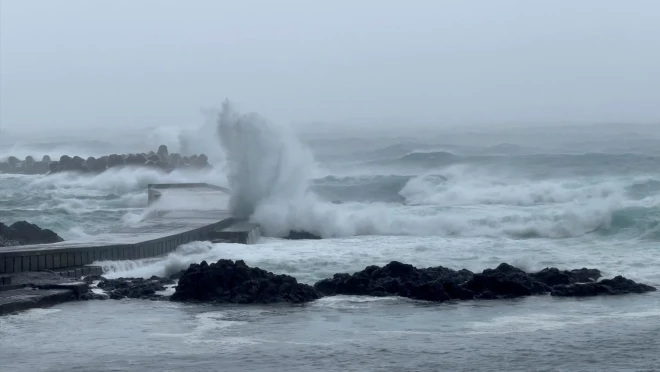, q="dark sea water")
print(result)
[3,121,660,371]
